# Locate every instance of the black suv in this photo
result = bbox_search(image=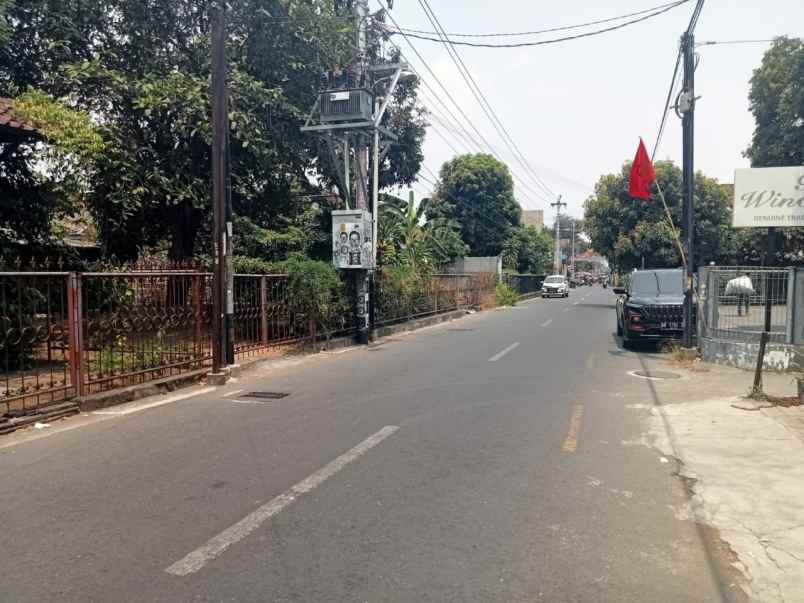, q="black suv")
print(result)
[614,269,689,346]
